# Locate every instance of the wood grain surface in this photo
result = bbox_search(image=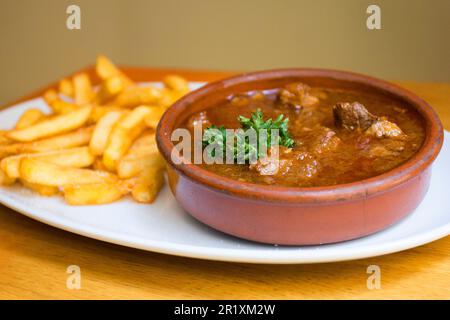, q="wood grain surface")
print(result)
[0,68,449,300]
